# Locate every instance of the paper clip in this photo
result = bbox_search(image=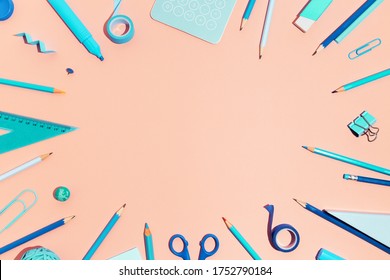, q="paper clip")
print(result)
[348,111,379,142]
[0,189,38,233]
[348,38,381,60]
